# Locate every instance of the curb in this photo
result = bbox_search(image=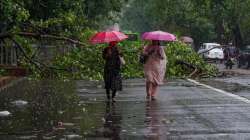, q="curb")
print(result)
[187,78,250,104]
[0,76,16,88]
[0,77,27,93]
